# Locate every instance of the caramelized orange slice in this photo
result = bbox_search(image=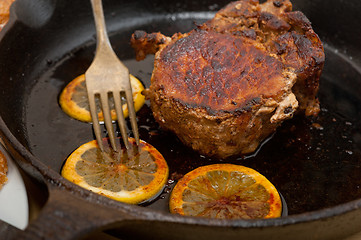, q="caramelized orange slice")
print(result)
[59,74,145,122]
[169,164,282,219]
[61,138,168,204]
